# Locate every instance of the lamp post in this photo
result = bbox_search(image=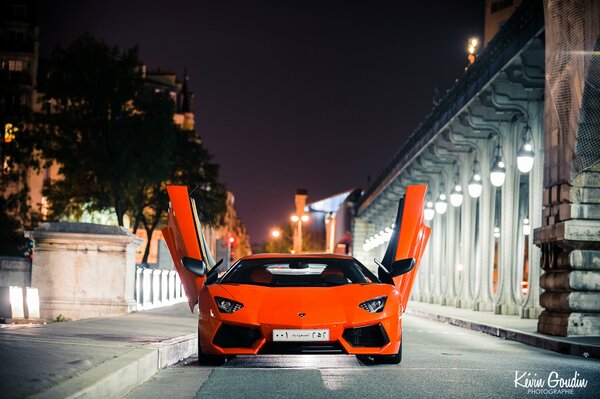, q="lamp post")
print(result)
[292,189,309,253]
[291,212,310,253]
